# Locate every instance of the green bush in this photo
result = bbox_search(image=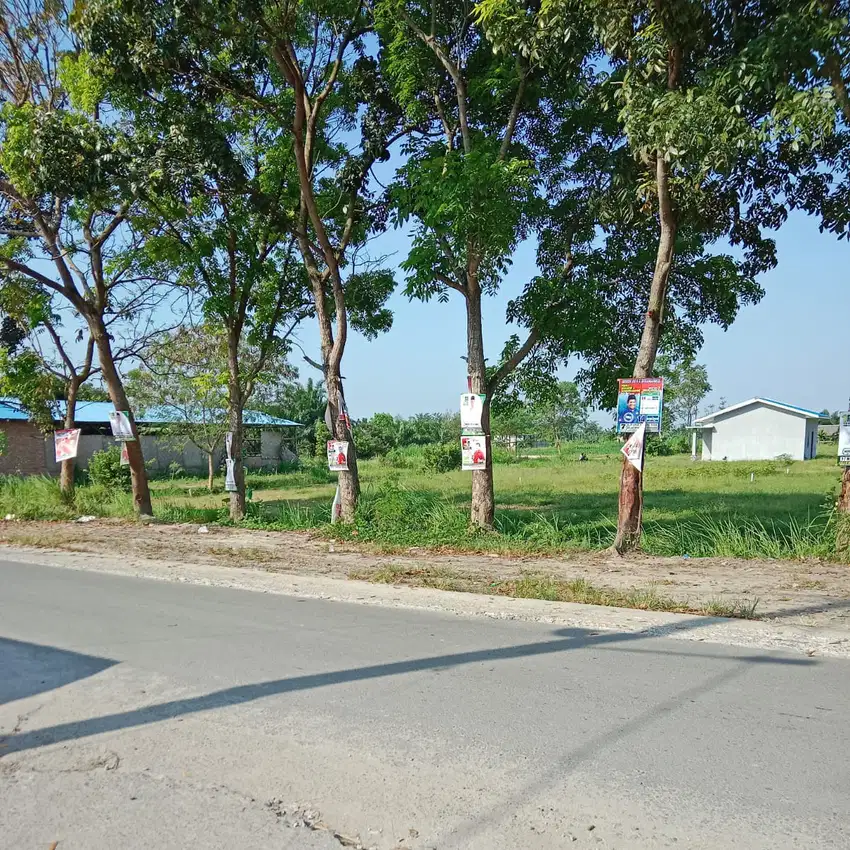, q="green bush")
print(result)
[88,445,132,491]
[423,442,461,473]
